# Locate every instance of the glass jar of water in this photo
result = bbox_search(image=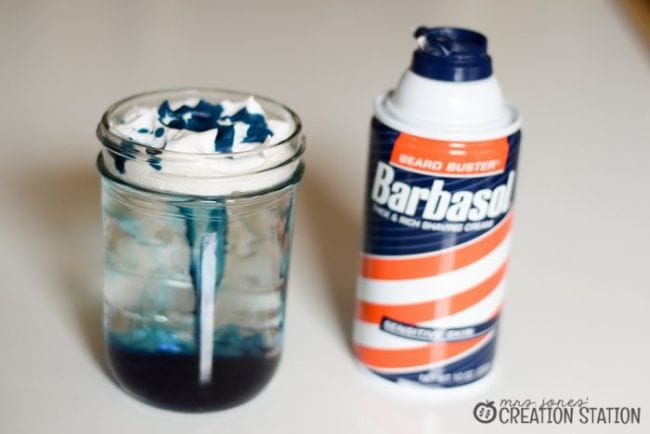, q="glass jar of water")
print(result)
[96,89,304,412]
